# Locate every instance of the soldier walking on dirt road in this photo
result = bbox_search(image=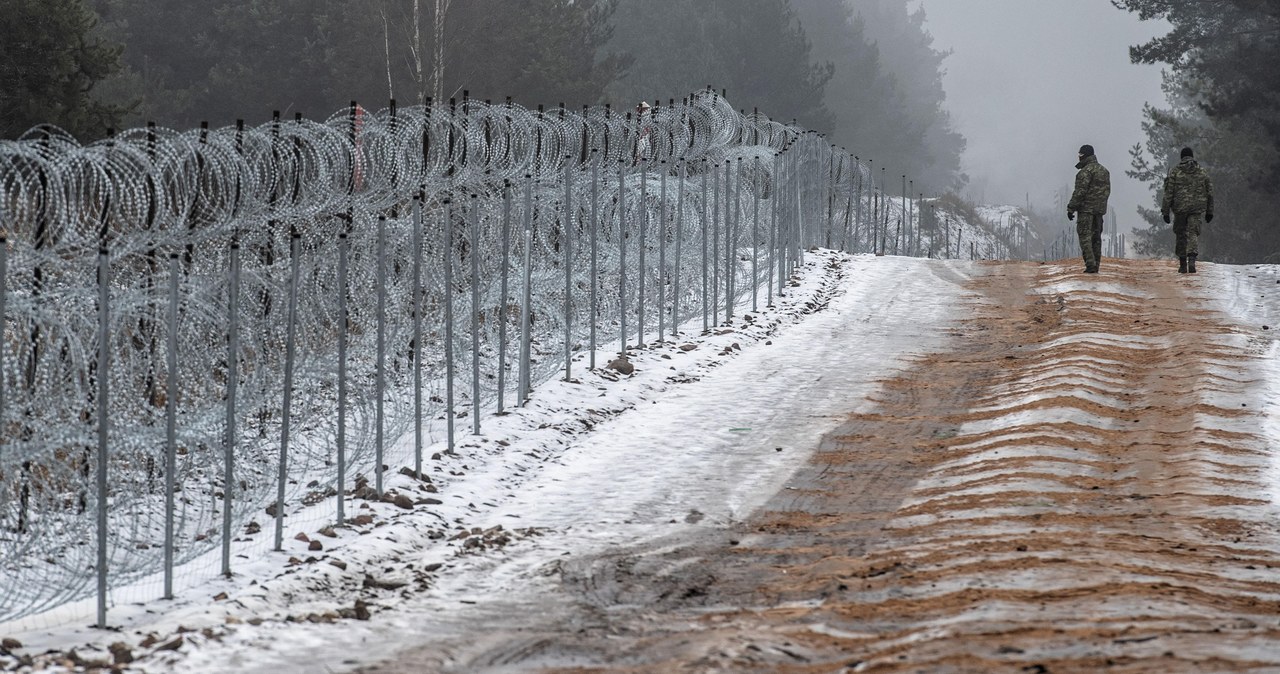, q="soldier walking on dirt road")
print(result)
[1162,147,1215,274]
[1067,144,1111,274]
